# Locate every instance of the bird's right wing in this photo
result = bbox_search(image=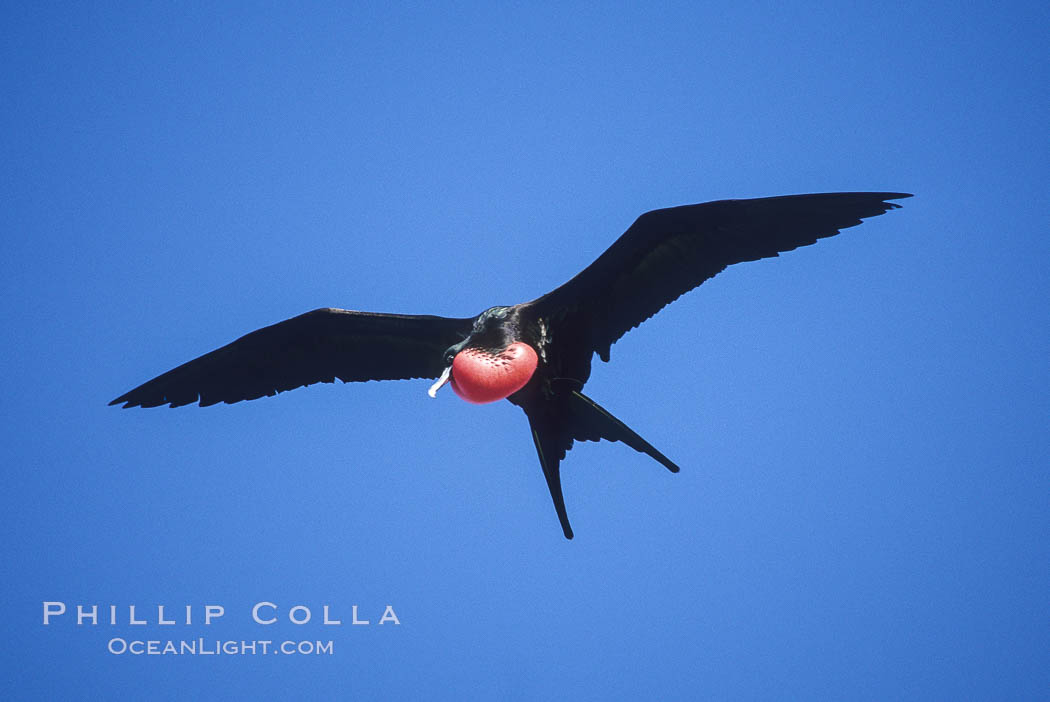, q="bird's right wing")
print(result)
[111,308,476,408]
